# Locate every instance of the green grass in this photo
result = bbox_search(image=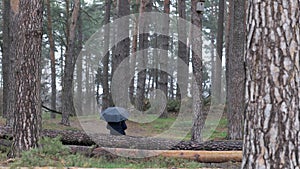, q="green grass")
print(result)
[5,137,203,168]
